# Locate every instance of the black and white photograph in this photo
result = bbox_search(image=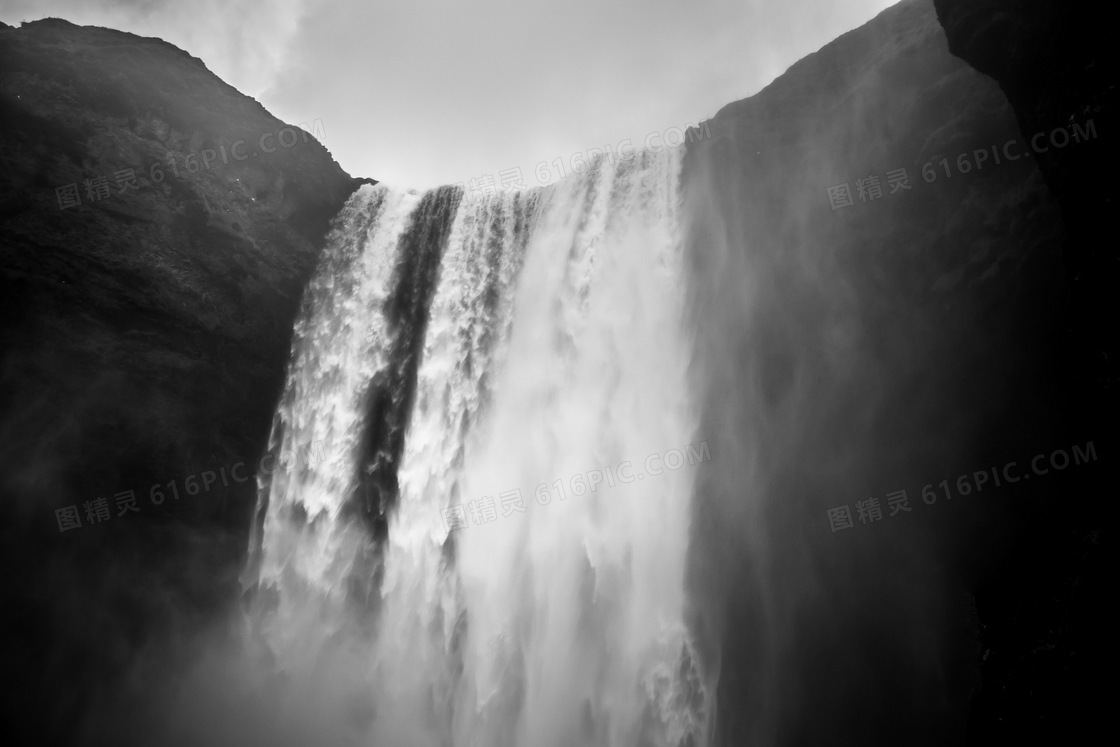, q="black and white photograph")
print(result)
[0,0,1113,744]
